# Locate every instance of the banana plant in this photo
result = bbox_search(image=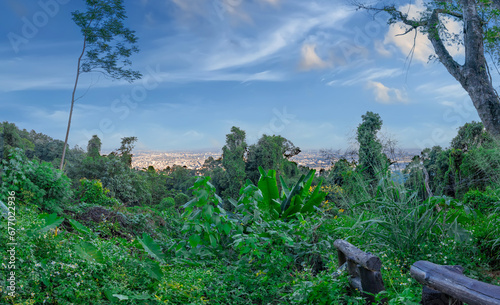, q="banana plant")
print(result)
[257,166,327,220]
